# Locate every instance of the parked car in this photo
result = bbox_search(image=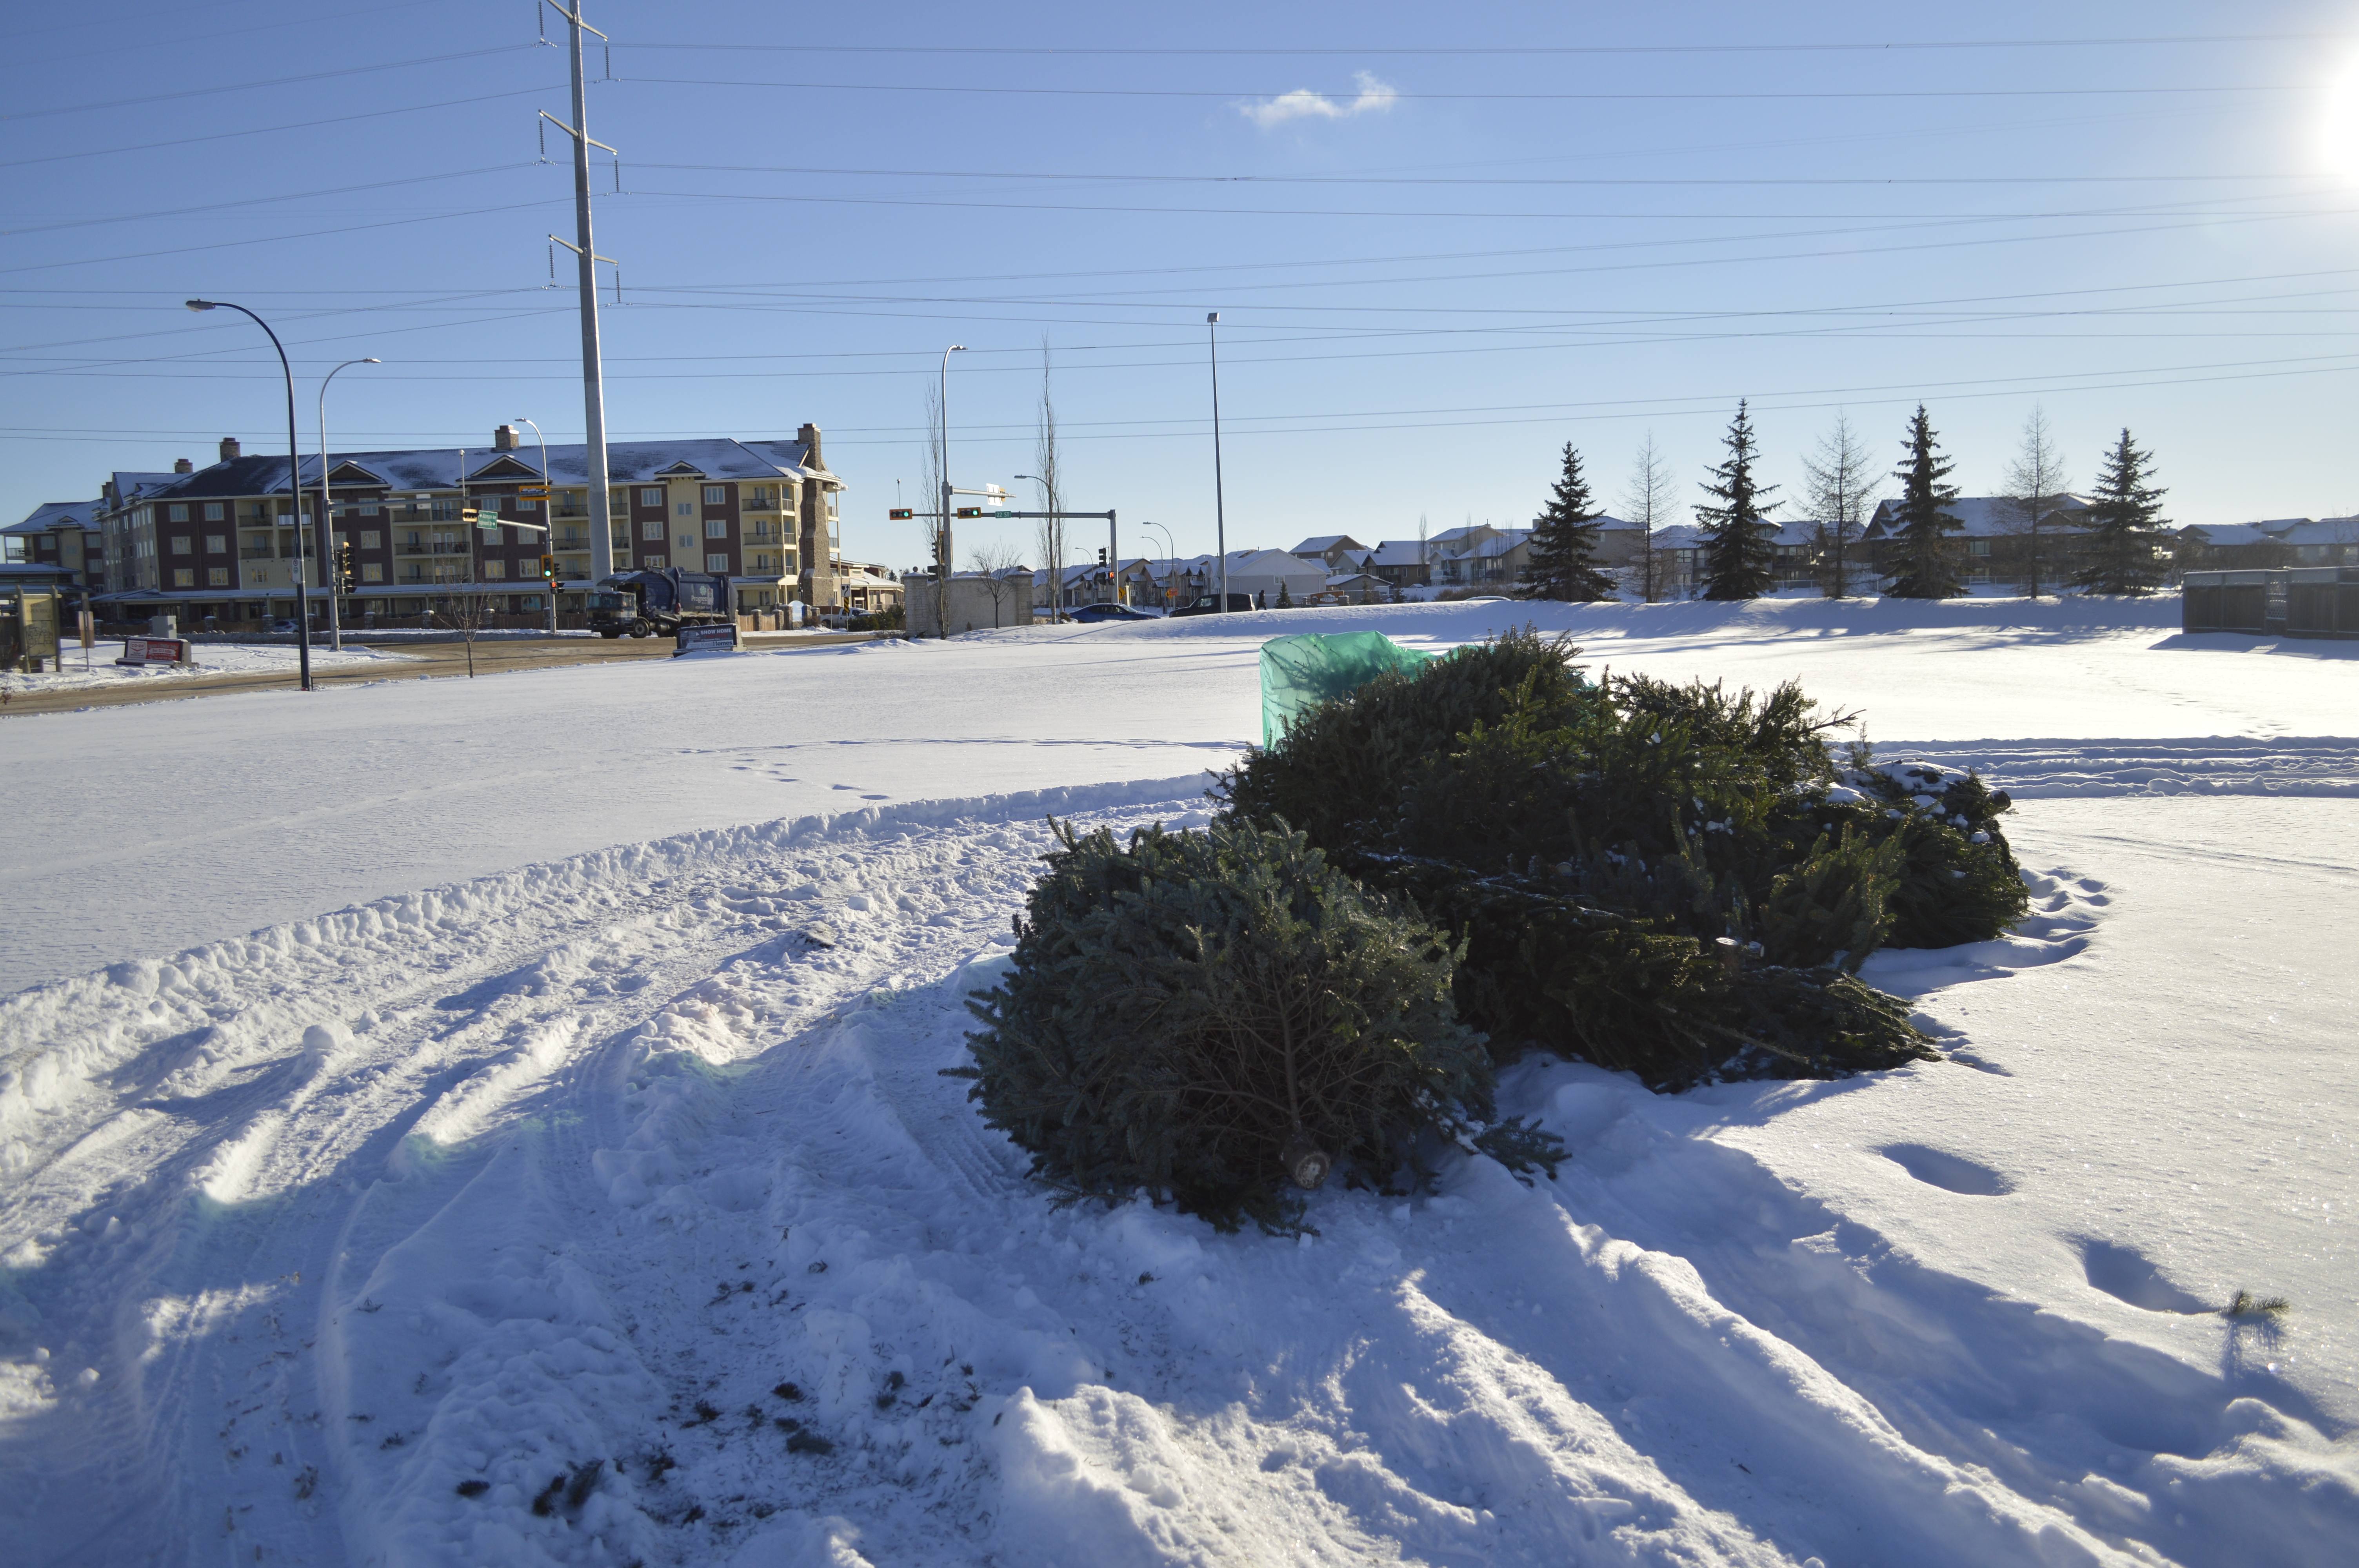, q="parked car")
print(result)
[1070,603,1157,623]
[1169,593,1260,617]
